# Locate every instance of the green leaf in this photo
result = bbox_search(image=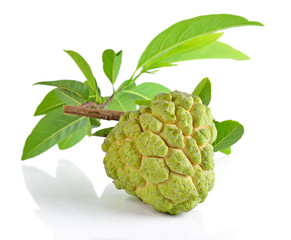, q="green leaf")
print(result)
[107,91,136,111]
[55,88,85,105]
[220,147,231,155]
[192,77,211,106]
[156,41,250,65]
[90,118,101,128]
[92,127,114,137]
[143,62,177,72]
[124,82,171,101]
[58,119,89,150]
[102,49,122,84]
[34,80,89,102]
[117,79,136,91]
[137,14,262,72]
[84,81,97,102]
[142,32,223,72]
[64,50,100,97]
[135,99,152,107]
[34,89,64,116]
[212,120,244,152]
[22,108,87,160]
[177,41,250,61]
